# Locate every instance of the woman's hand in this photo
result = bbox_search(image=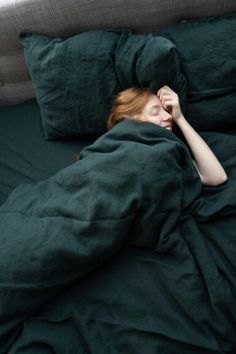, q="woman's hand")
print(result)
[157,86,227,186]
[157,85,183,122]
